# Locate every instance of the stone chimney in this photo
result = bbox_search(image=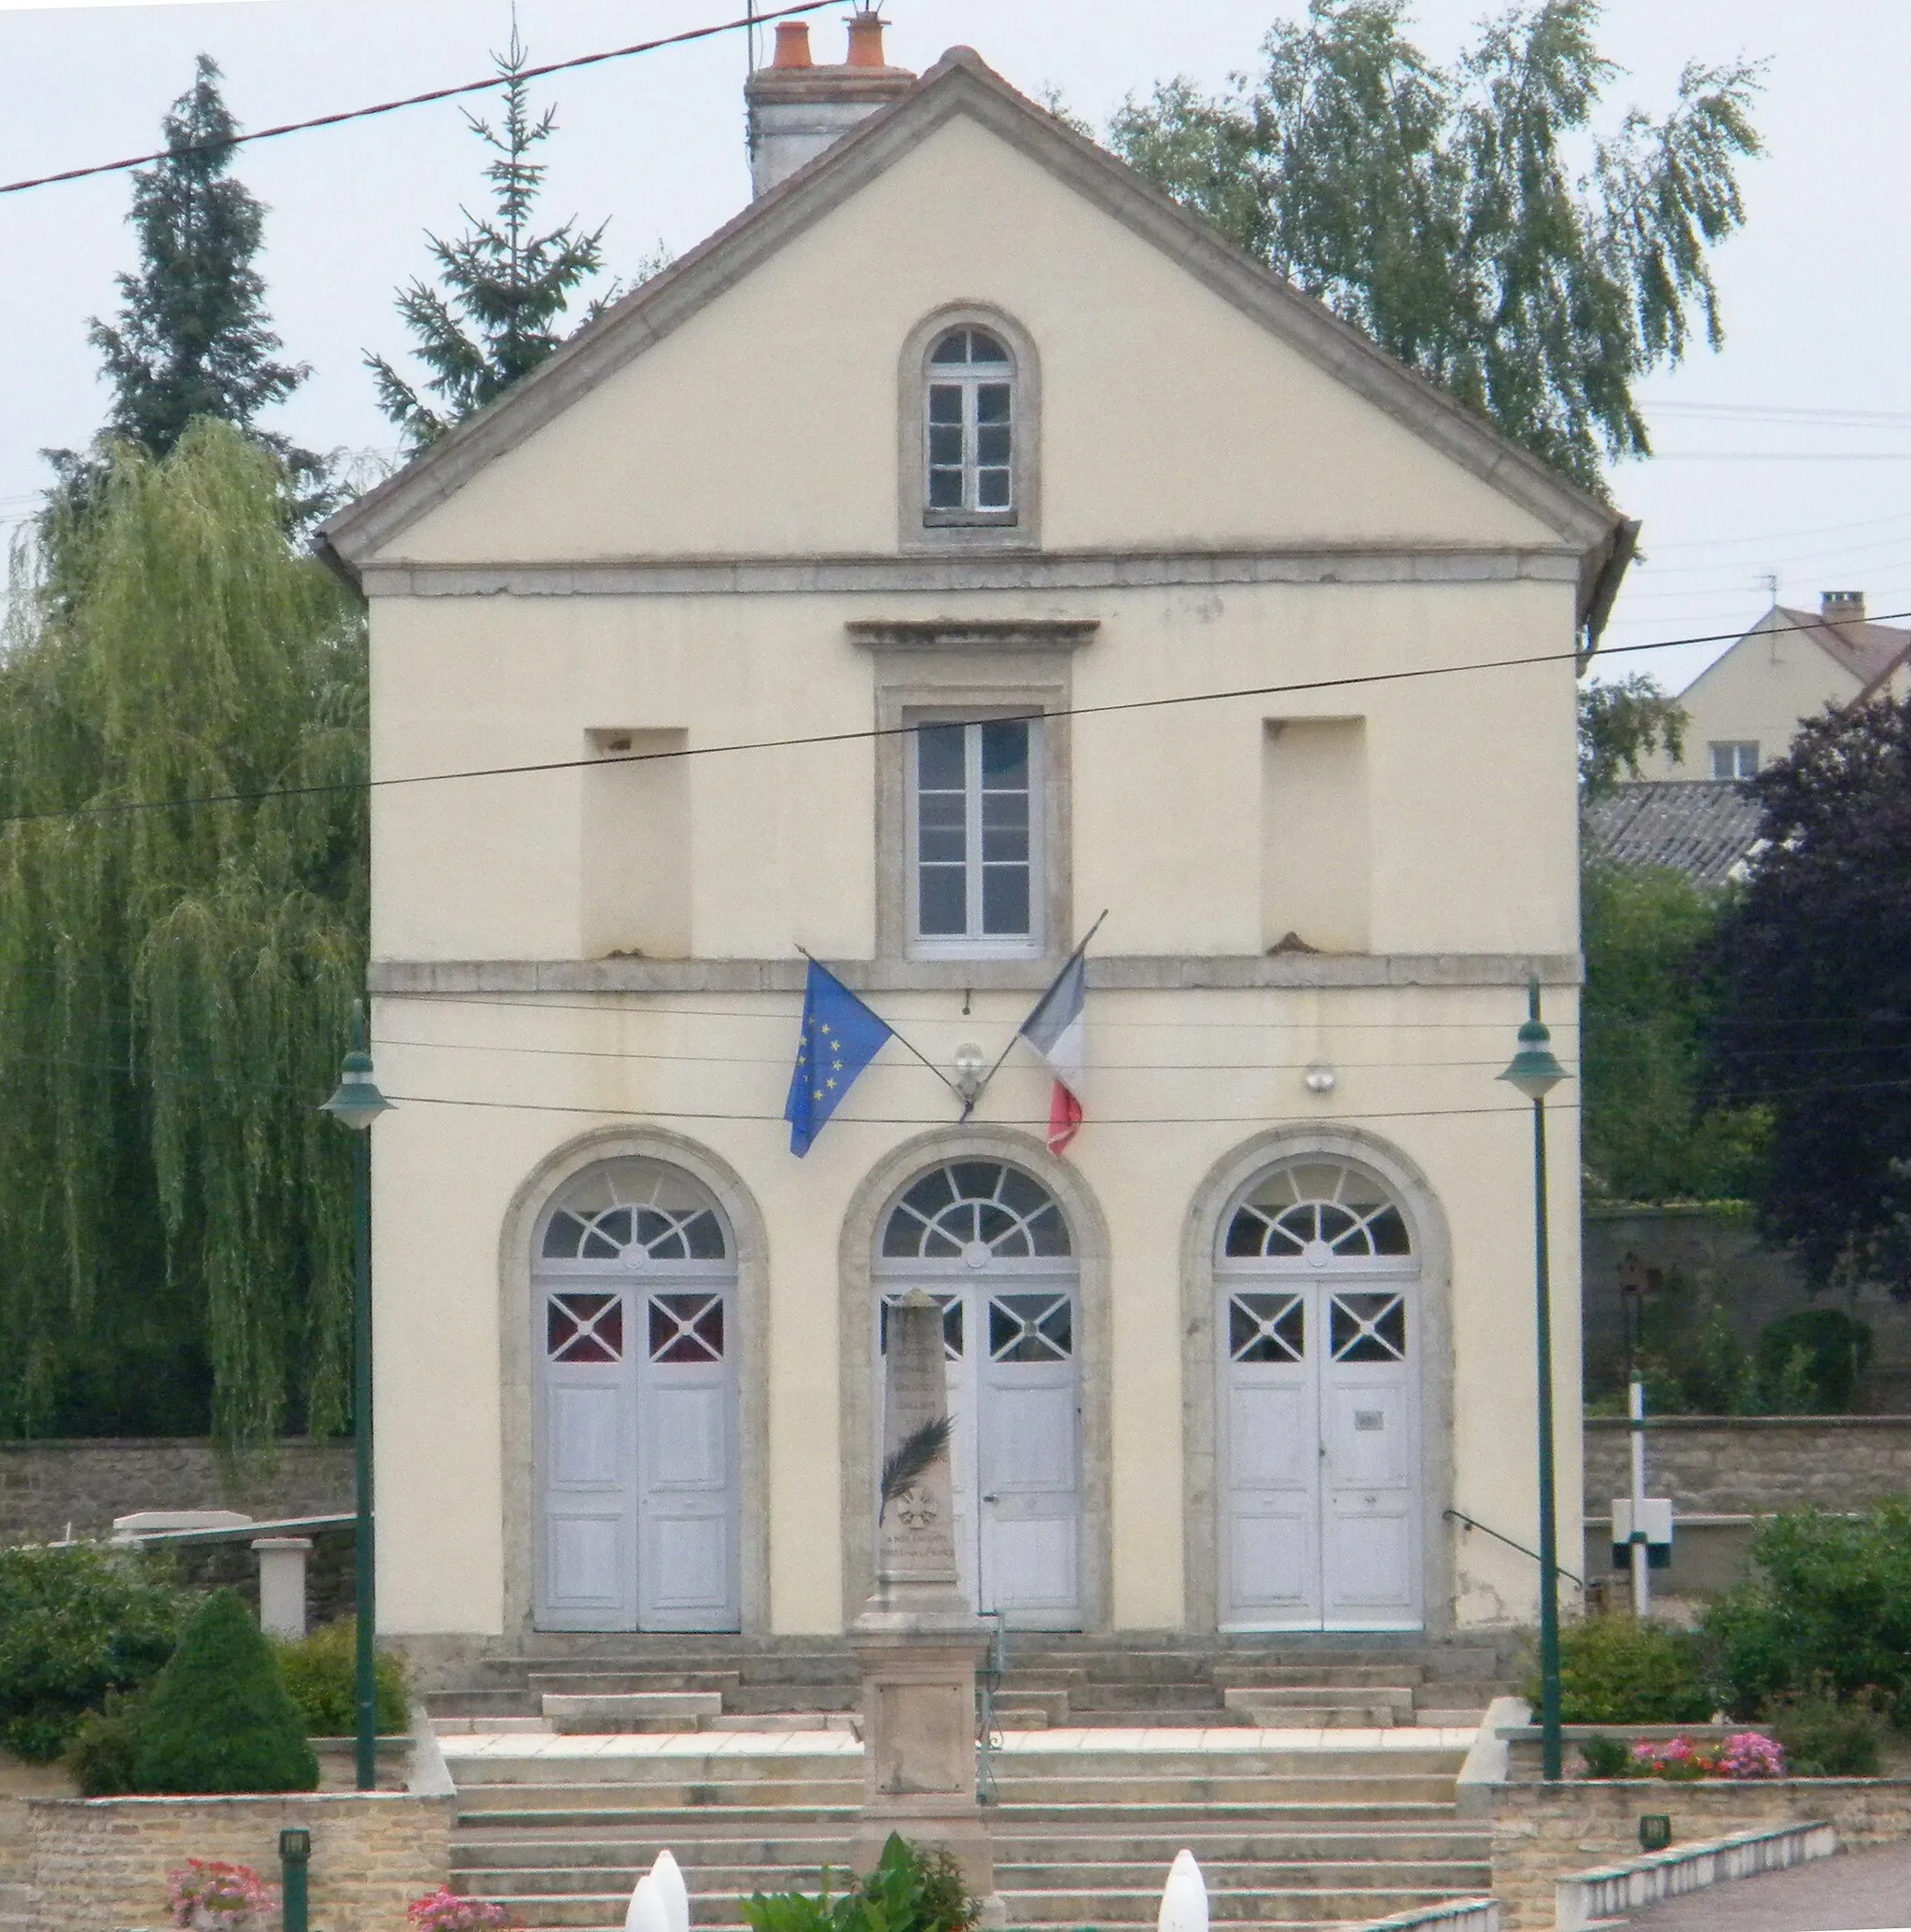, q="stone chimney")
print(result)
[745,10,914,199]
[1822,591,1867,632]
